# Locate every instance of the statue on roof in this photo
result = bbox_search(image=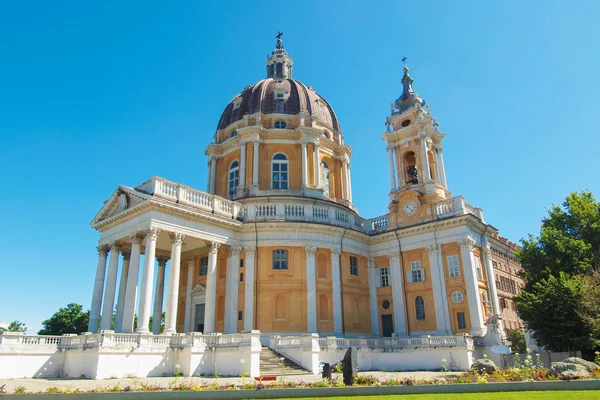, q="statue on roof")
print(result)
[276,31,284,50]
